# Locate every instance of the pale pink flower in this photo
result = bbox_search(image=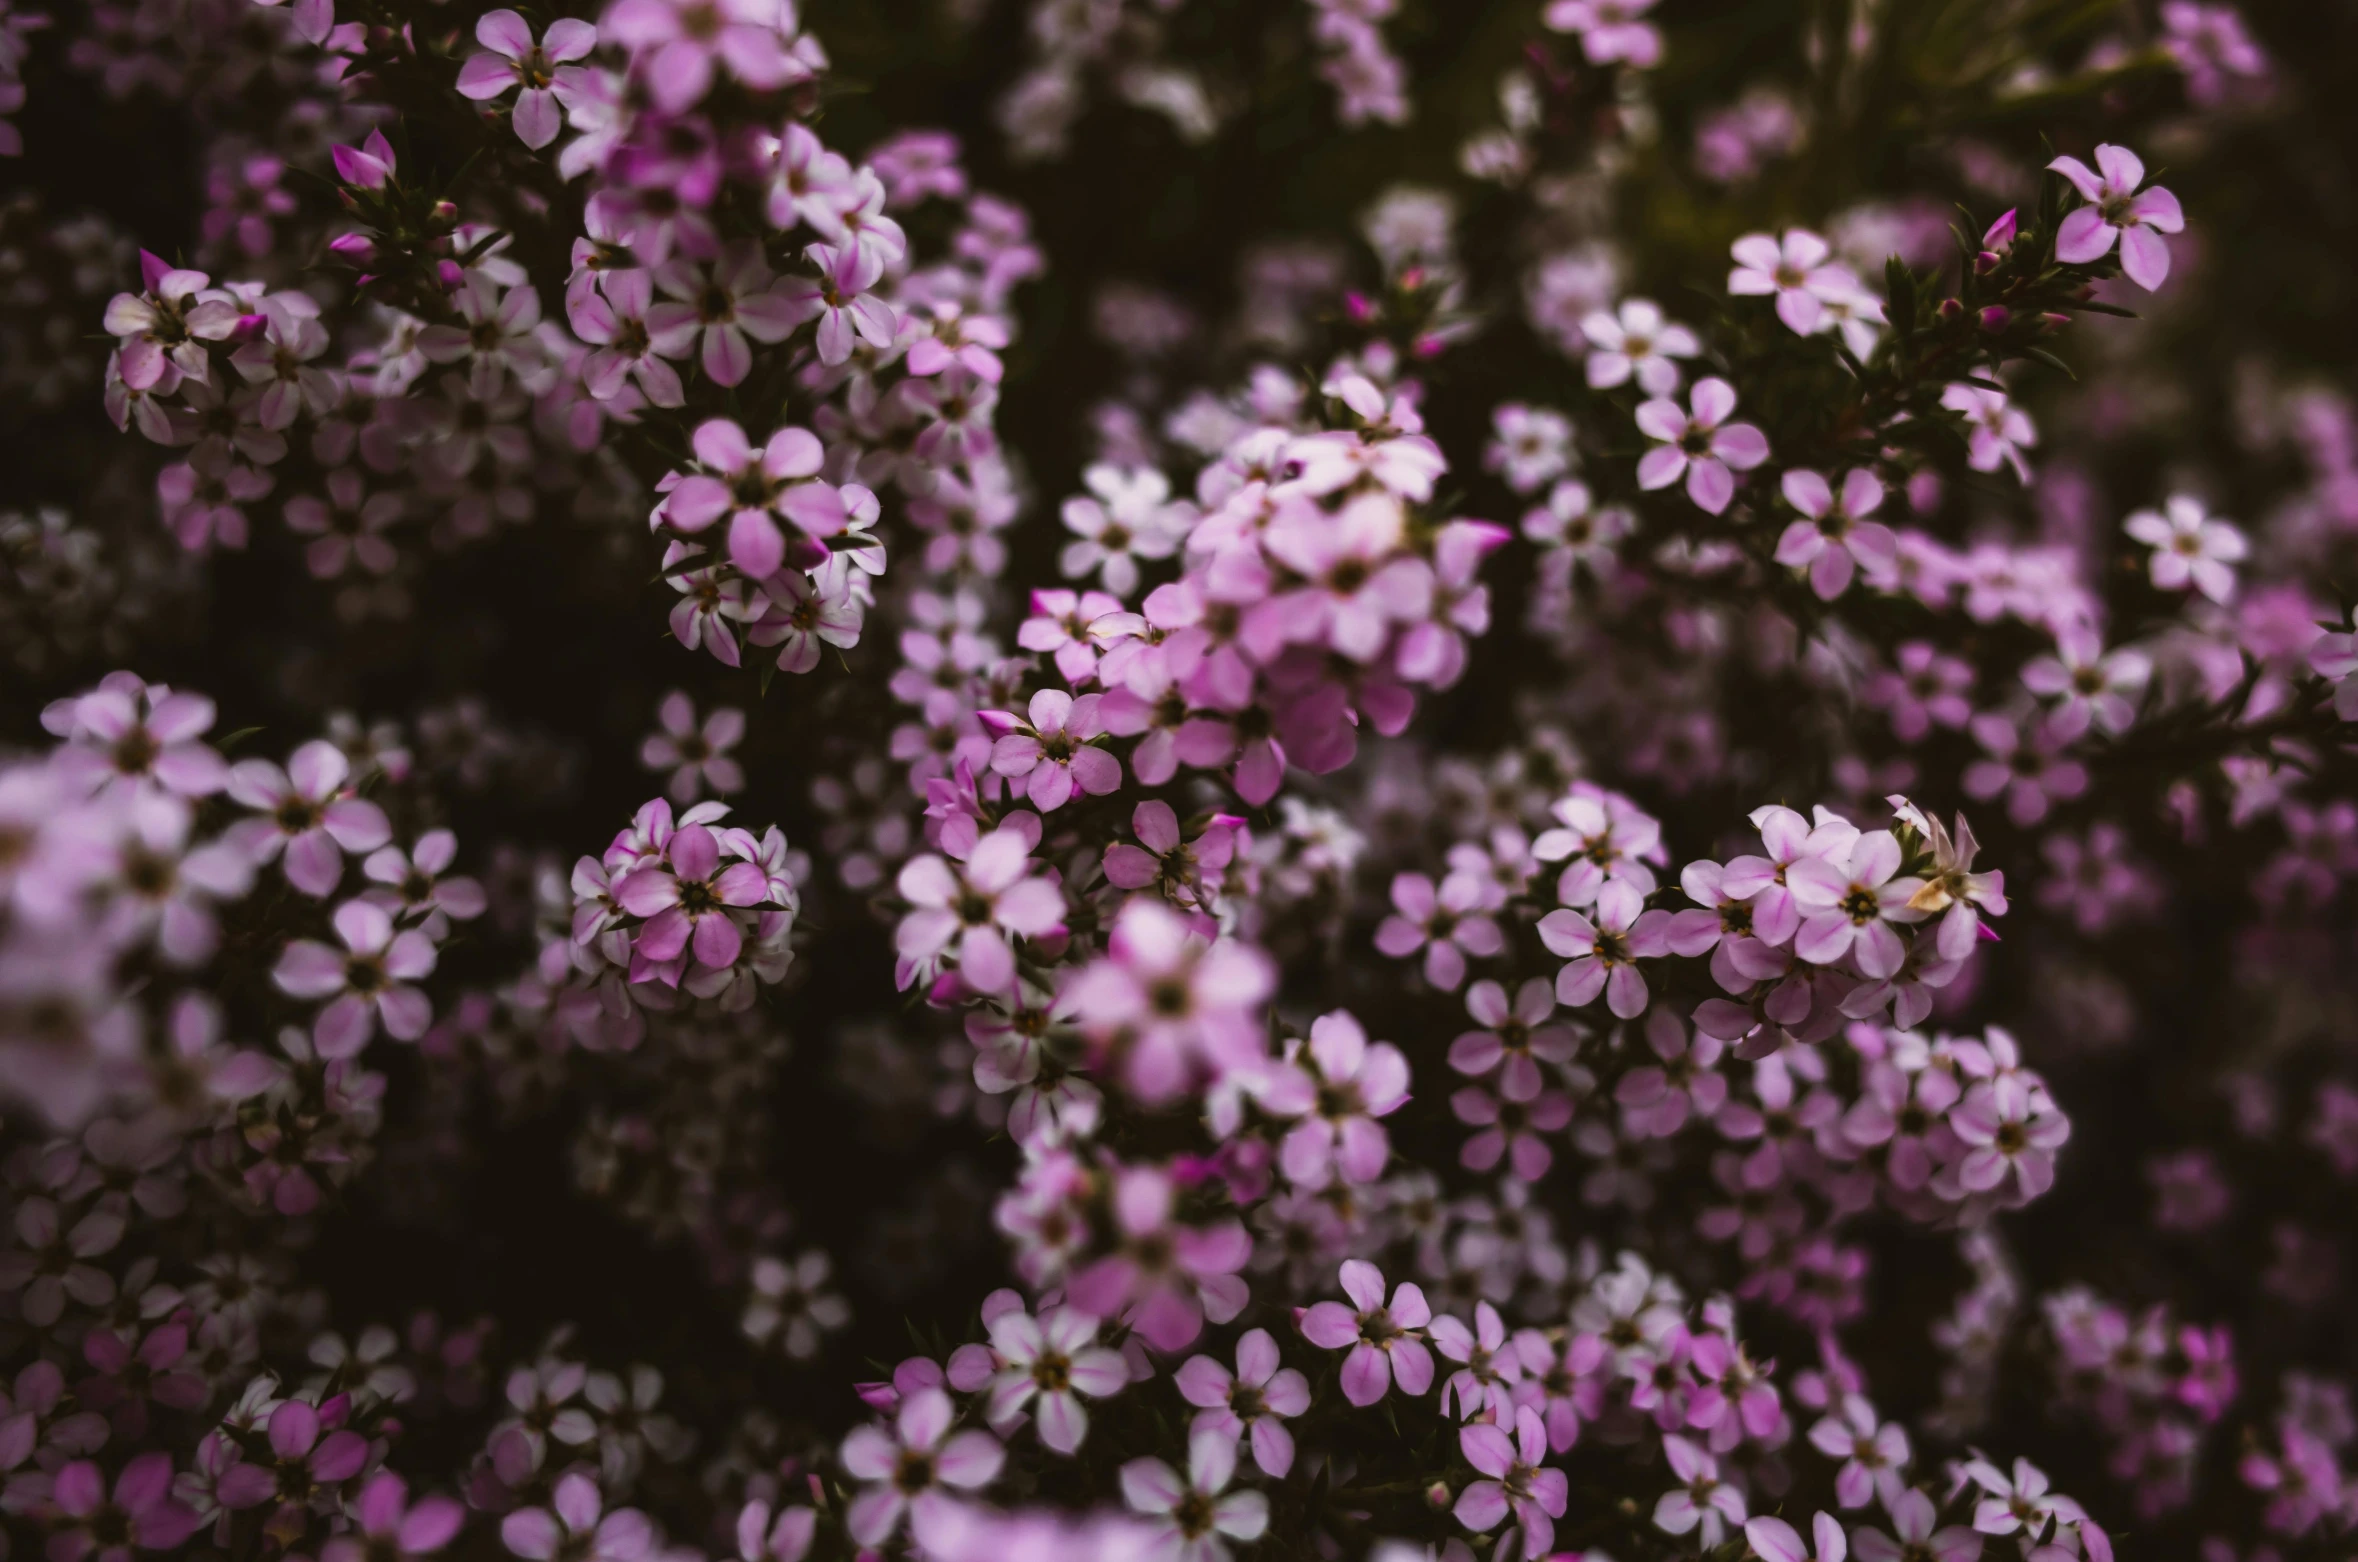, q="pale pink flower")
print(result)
[2021,628,2150,740]
[1372,871,1503,989]
[1119,1432,1268,1562]
[1065,1163,1249,1351]
[456,11,598,149]
[43,675,227,799]
[1453,1077,1574,1180]
[1431,1302,1523,1421]
[982,1306,1127,1455]
[1176,1329,1309,1478]
[614,820,772,978]
[1580,297,1698,395]
[1060,465,1187,598]
[502,1472,652,1562]
[1949,1078,2070,1200]
[1300,1259,1435,1406]
[1455,1409,1567,1557]
[1617,1010,1729,1138]
[647,243,802,389]
[1775,469,1894,600]
[273,898,438,1055]
[1807,1396,1910,1510]
[1728,229,1854,334]
[1747,1512,1849,1562]
[658,418,839,581]
[2049,143,2184,290]
[776,241,898,367]
[42,1454,203,1562]
[1961,712,2088,827]
[224,740,392,897]
[1852,1490,1981,1562]
[1062,898,1274,1102]
[895,828,1064,995]
[1259,1010,1411,1189]
[1447,978,1578,1103]
[1653,1434,1746,1547]
[323,1473,465,1562]
[640,693,746,803]
[1542,0,1660,66]
[604,0,813,116]
[2124,494,2245,603]
[1940,384,2036,482]
[841,1389,1003,1546]
[362,830,488,931]
[1635,378,1769,514]
[1786,830,1922,976]
[573,270,687,409]
[983,690,1122,811]
[1538,879,1671,1019]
